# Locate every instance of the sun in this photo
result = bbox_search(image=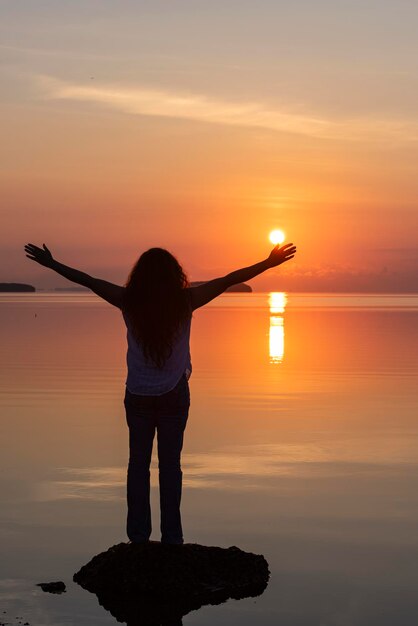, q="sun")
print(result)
[269,229,286,245]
